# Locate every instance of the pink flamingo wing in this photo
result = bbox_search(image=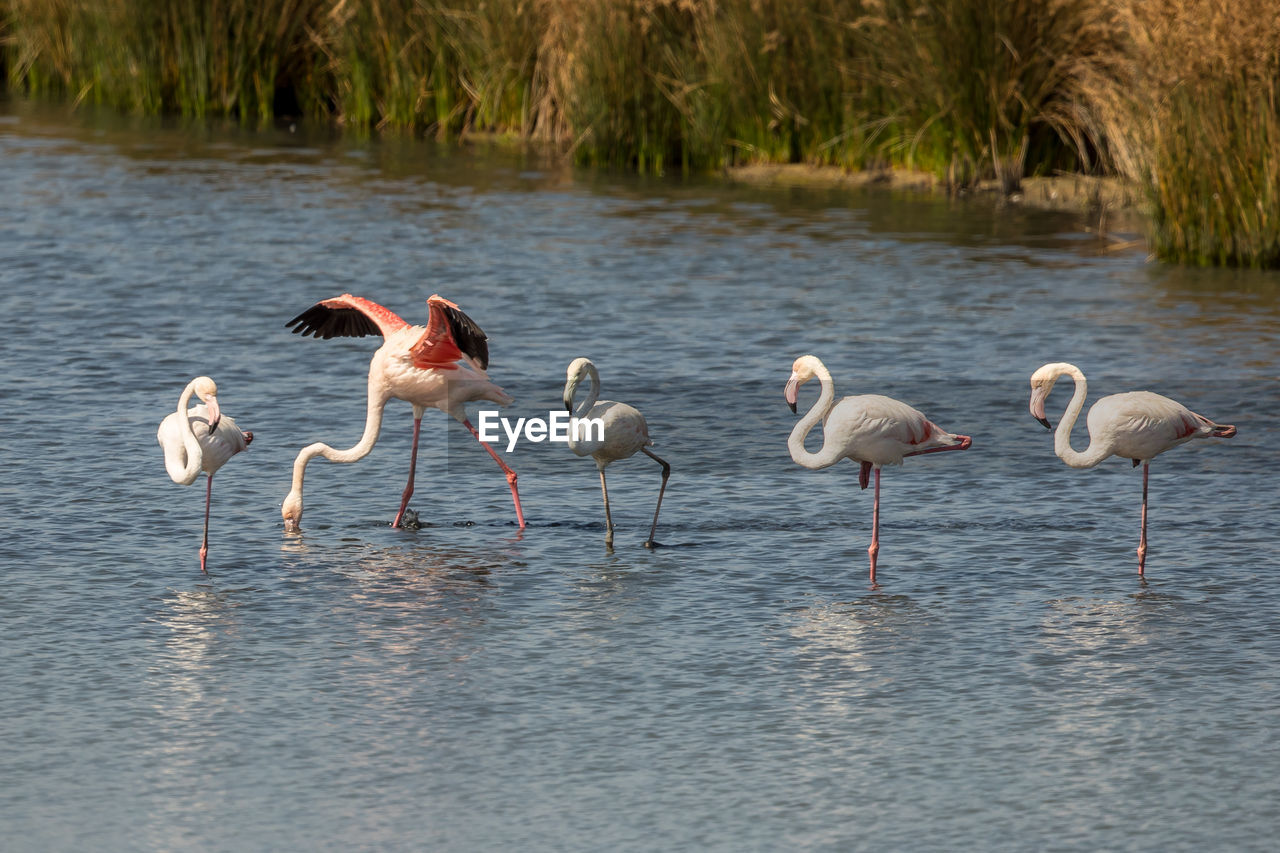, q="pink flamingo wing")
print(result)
[285,293,410,340]
[409,294,490,370]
